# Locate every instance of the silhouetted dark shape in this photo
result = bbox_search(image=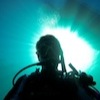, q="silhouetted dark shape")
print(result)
[4,34,100,100]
